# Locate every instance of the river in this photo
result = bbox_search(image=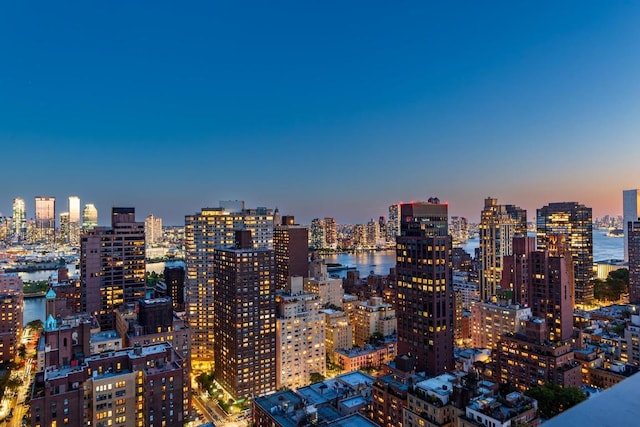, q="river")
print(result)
[21,230,623,324]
